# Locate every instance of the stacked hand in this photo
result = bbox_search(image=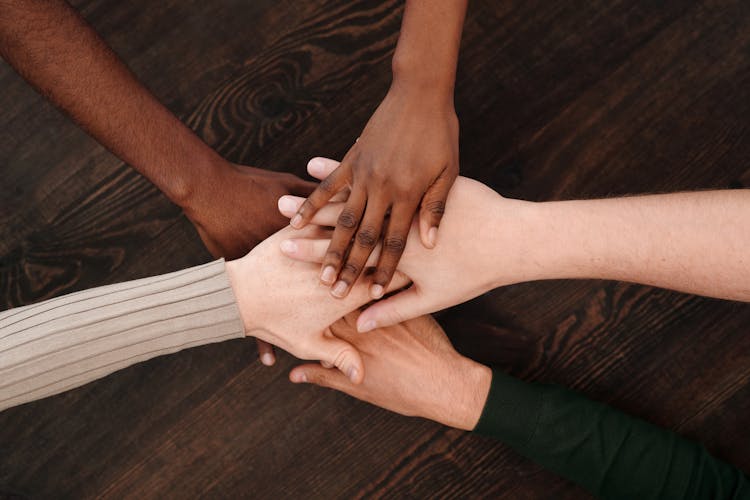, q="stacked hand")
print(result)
[225,222,409,383]
[279,157,542,333]
[289,86,459,301]
[183,159,314,364]
[184,160,314,260]
[290,312,491,431]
